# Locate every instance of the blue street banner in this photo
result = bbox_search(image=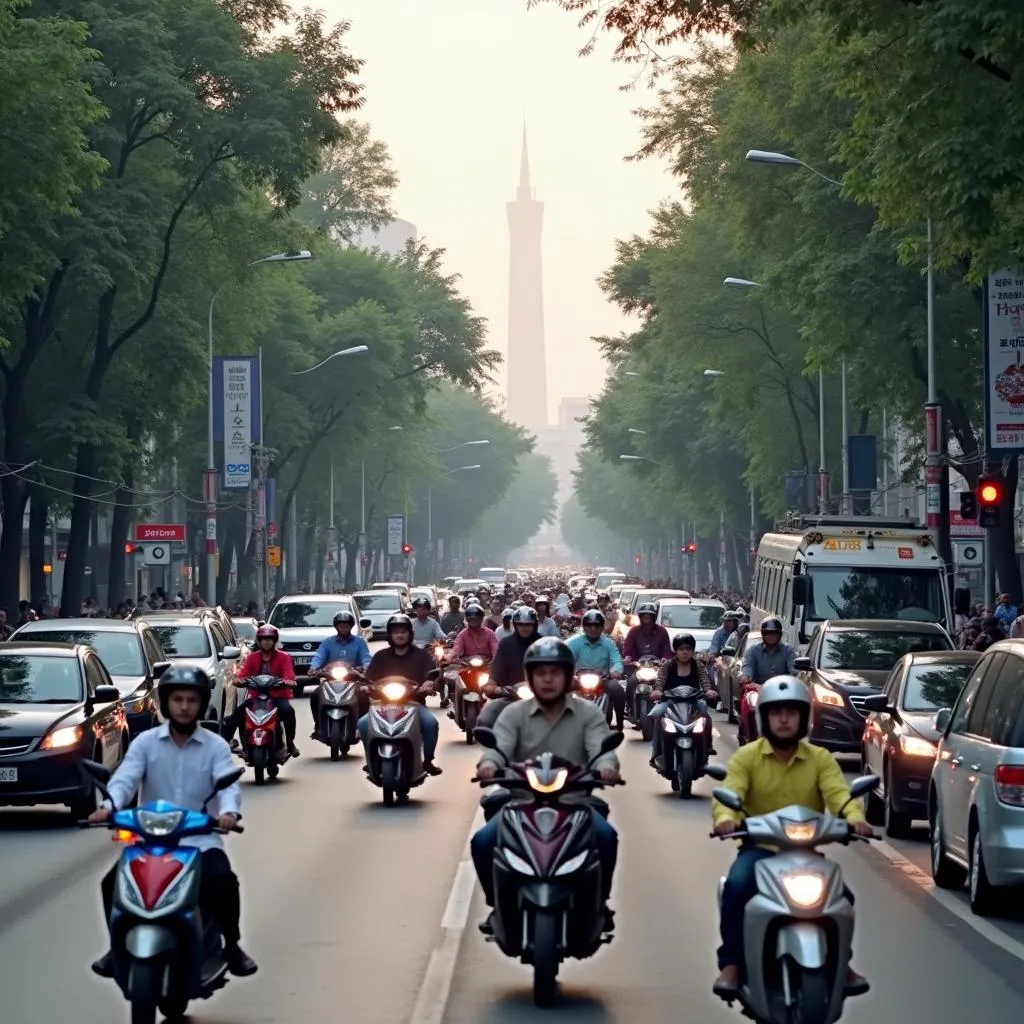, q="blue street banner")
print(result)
[212,356,262,490]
